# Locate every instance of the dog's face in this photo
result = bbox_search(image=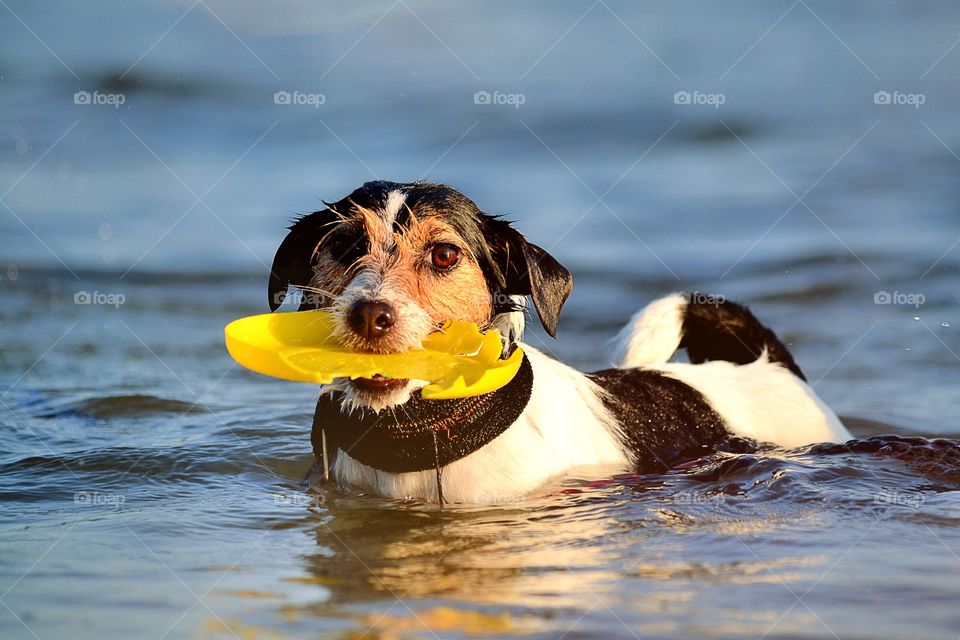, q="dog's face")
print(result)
[268,181,573,411]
